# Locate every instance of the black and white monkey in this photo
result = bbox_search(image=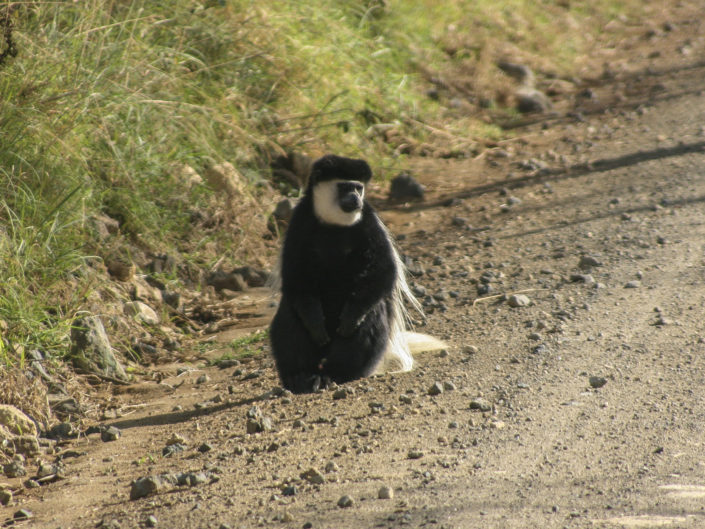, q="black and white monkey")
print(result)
[269,154,445,393]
